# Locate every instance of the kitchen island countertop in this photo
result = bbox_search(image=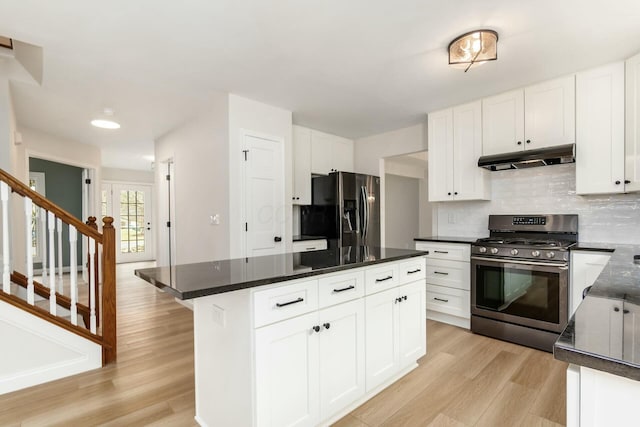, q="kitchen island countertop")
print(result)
[555,243,640,380]
[135,246,427,300]
[414,236,482,245]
